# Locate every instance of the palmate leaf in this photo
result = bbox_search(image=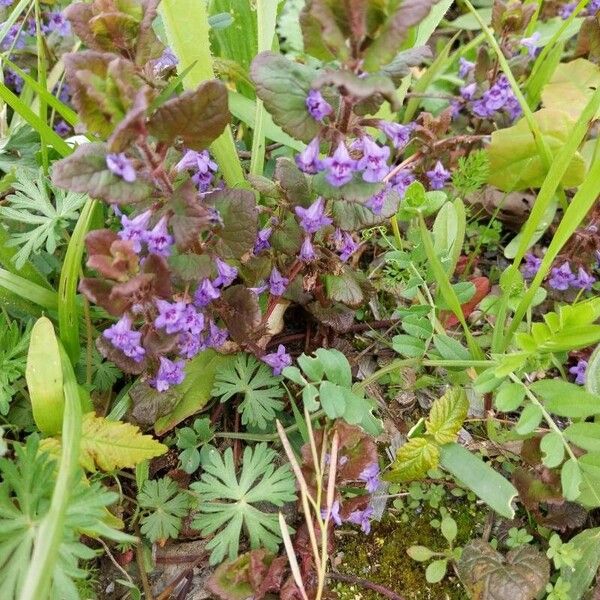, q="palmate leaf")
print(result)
[138,478,190,543]
[0,168,87,269]
[191,443,296,565]
[212,354,284,430]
